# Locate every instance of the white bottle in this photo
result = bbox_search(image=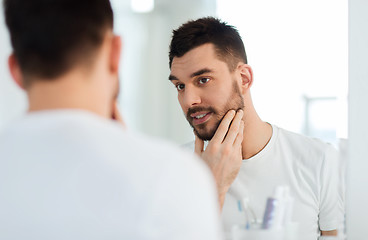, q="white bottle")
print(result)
[262,186,294,230]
